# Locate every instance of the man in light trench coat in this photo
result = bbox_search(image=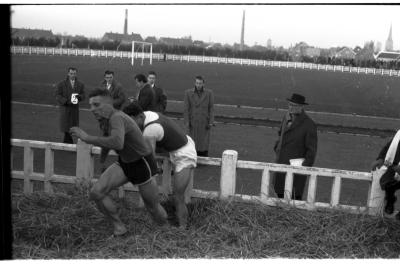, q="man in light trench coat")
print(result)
[183,76,215,157]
